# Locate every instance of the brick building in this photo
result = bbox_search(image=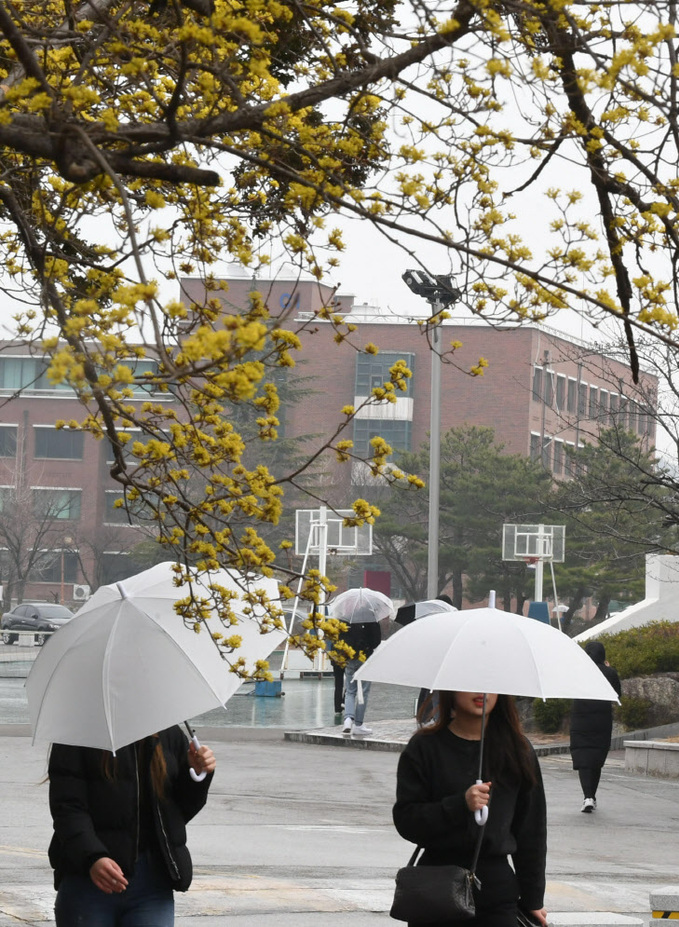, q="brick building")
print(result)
[0,274,656,606]
[0,343,166,606]
[181,274,657,495]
